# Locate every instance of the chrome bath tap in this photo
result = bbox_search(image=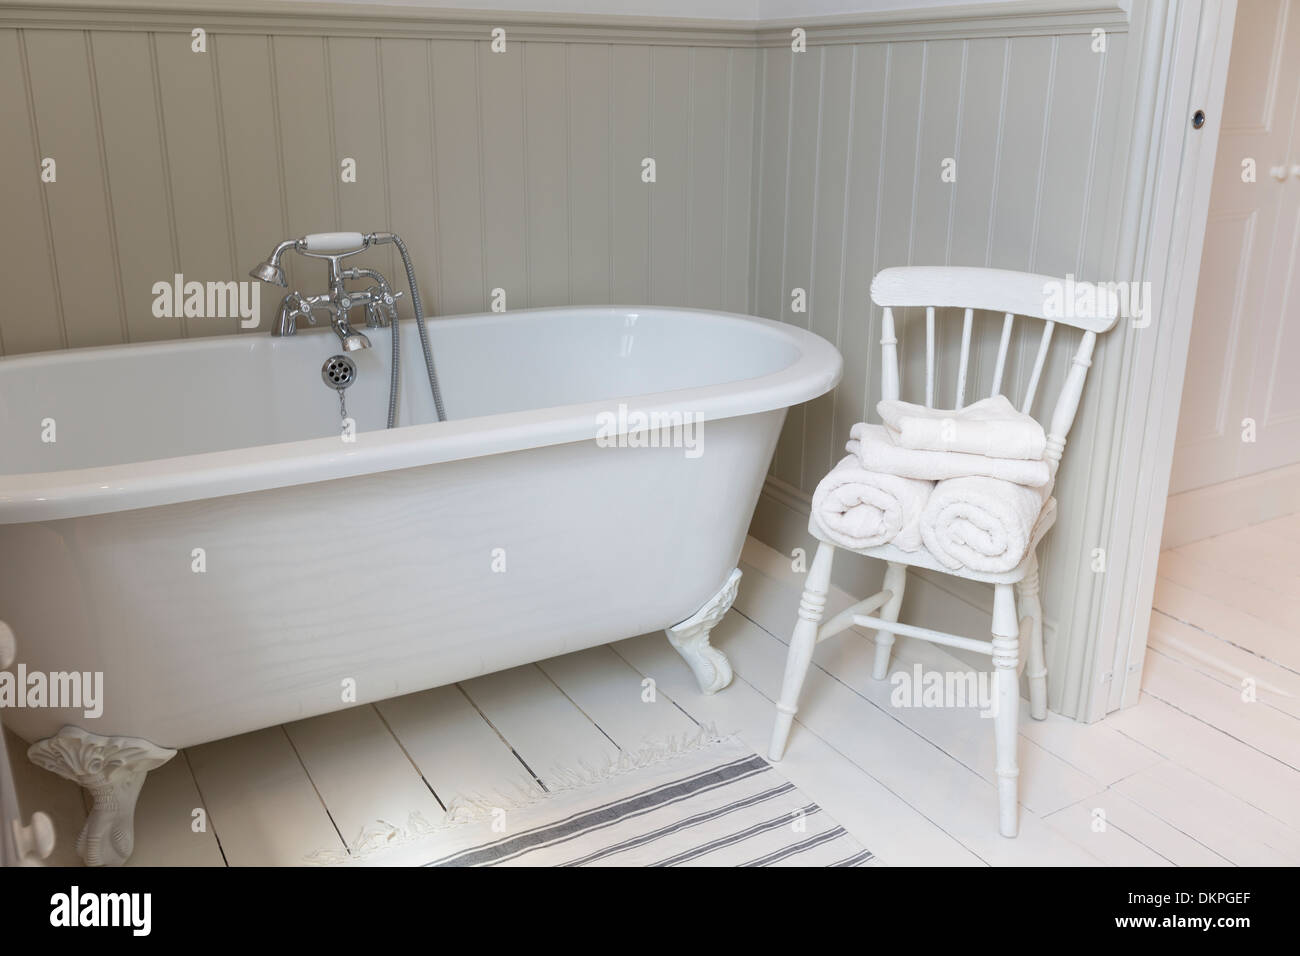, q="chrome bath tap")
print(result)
[249,230,448,425]
[250,232,402,351]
